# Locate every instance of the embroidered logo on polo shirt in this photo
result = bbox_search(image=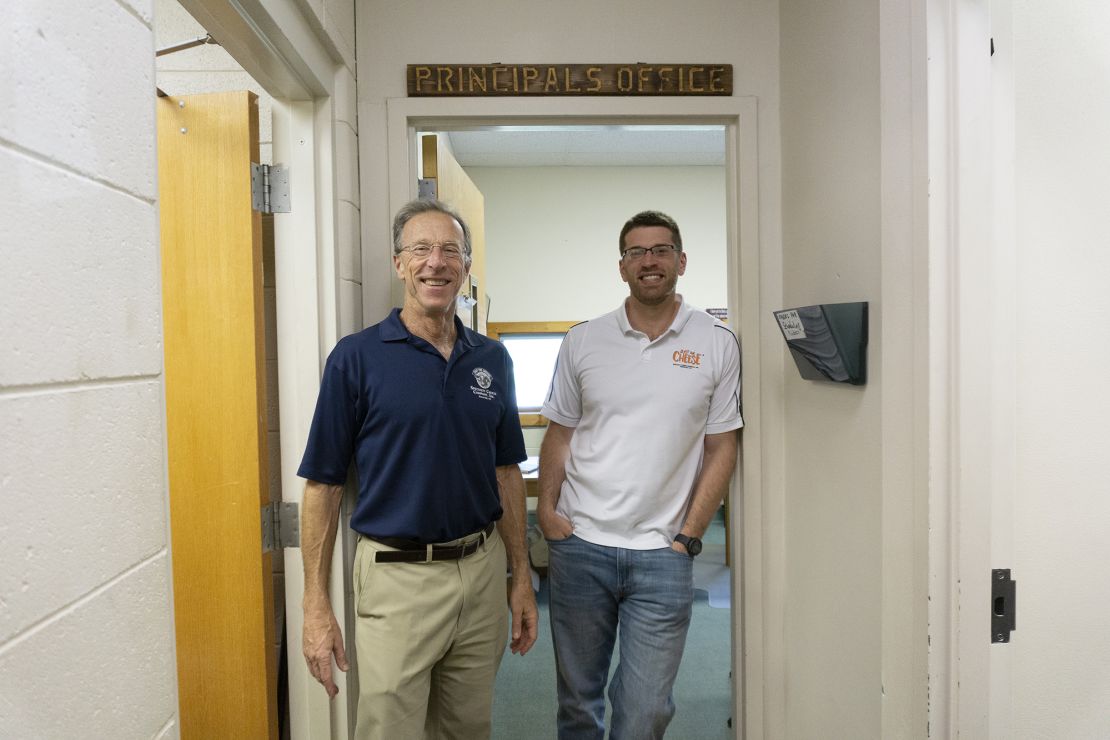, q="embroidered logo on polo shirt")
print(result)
[672,349,704,370]
[470,367,498,400]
